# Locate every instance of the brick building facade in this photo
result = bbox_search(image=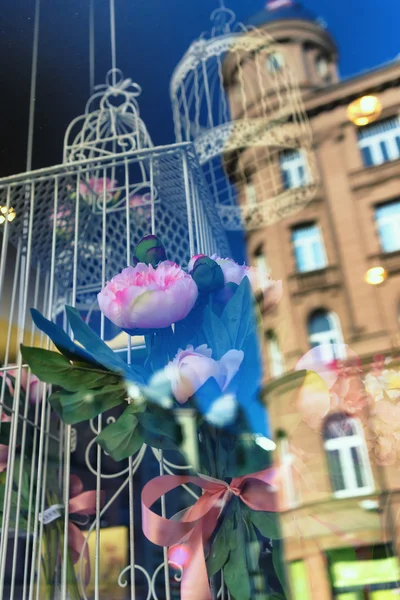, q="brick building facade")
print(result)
[224,2,400,598]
